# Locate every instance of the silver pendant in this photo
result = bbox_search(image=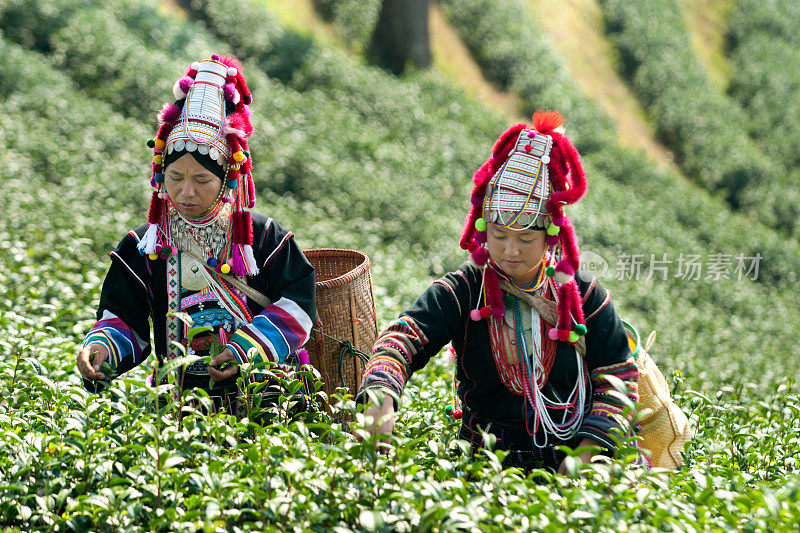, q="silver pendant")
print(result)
[181,254,209,291]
